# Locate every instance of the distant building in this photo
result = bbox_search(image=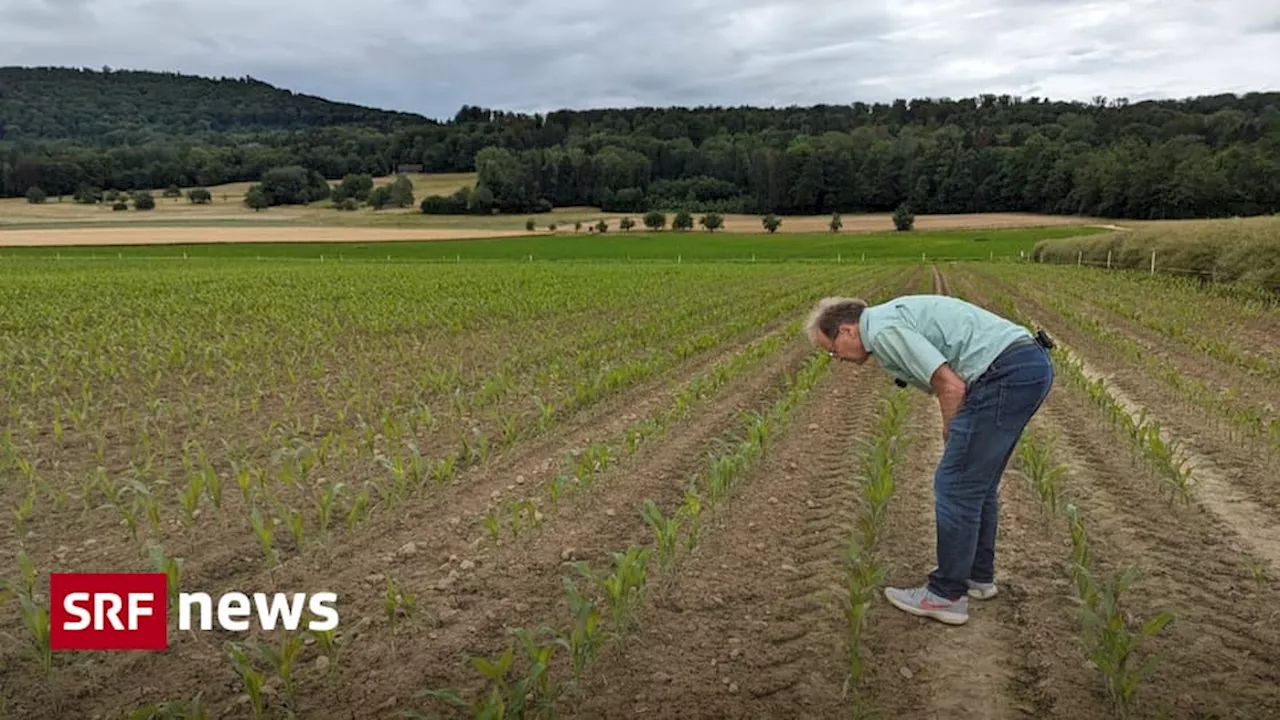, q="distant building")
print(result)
[396,163,424,174]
